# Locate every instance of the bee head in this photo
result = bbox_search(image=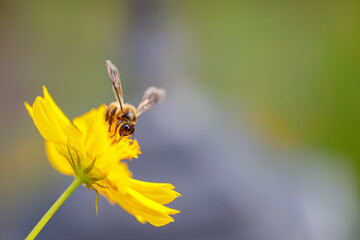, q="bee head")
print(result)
[119,122,135,137]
